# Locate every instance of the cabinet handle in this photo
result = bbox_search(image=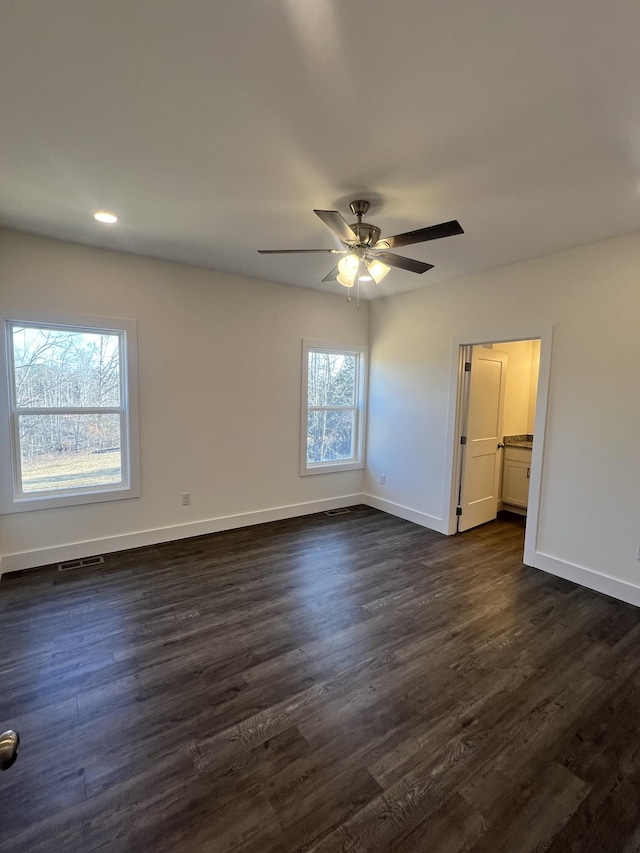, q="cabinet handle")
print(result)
[527,467,530,479]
